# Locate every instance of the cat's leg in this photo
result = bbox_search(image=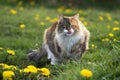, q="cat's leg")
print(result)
[44,44,58,65]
